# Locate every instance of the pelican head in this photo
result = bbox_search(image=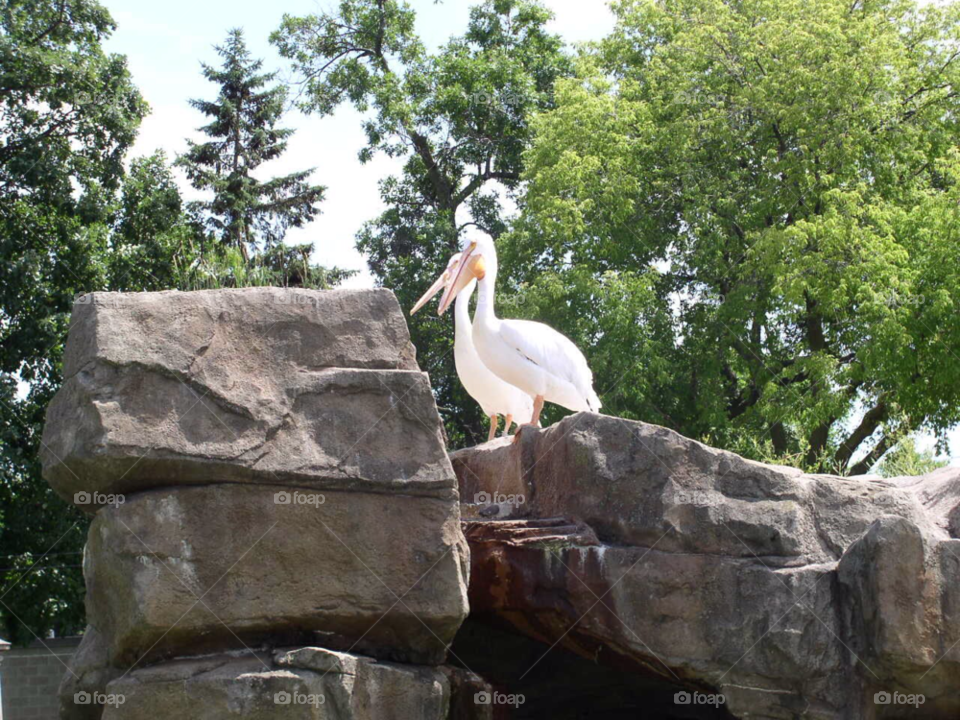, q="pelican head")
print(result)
[410,234,497,316]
